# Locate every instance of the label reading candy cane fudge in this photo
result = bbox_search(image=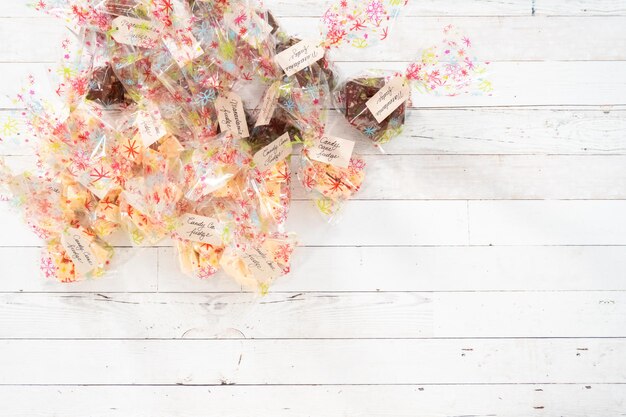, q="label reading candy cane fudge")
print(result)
[255,82,280,127]
[241,246,282,282]
[275,39,325,77]
[175,214,223,245]
[366,77,411,123]
[309,135,355,169]
[61,229,97,275]
[216,92,250,139]
[111,17,162,48]
[253,132,292,172]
